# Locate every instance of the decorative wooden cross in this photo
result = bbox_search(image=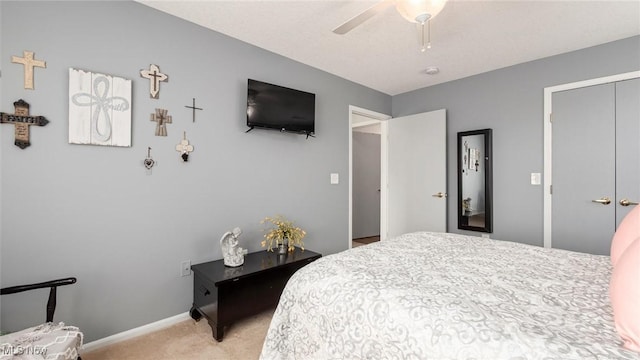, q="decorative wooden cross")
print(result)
[12,51,46,90]
[150,108,172,136]
[185,98,203,122]
[175,131,194,162]
[140,64,168,99]
[0,99,49,149]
